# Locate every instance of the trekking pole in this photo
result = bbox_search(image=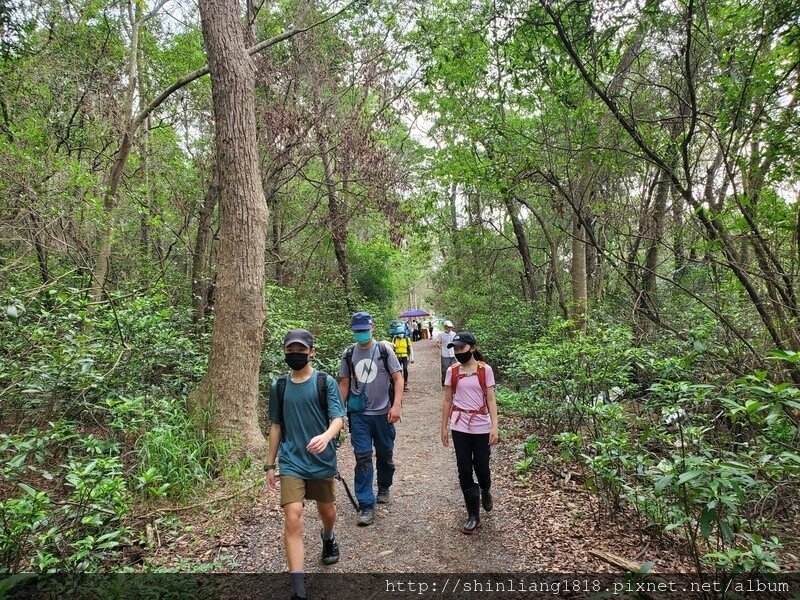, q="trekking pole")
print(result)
[335,471,359,510]
[333,429,359,510]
